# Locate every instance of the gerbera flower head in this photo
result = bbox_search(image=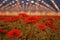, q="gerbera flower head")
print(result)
[24,16,40,24]
[54,16,60,20]
[0,15,7,20]
[1,30,8,35]
[37,24,46,30]
[18,13,29,19]
[2,17,11,22]
[7,29,22,38]
[0,27,8,35]
[45,21,58,30]
[10,16,20,22]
